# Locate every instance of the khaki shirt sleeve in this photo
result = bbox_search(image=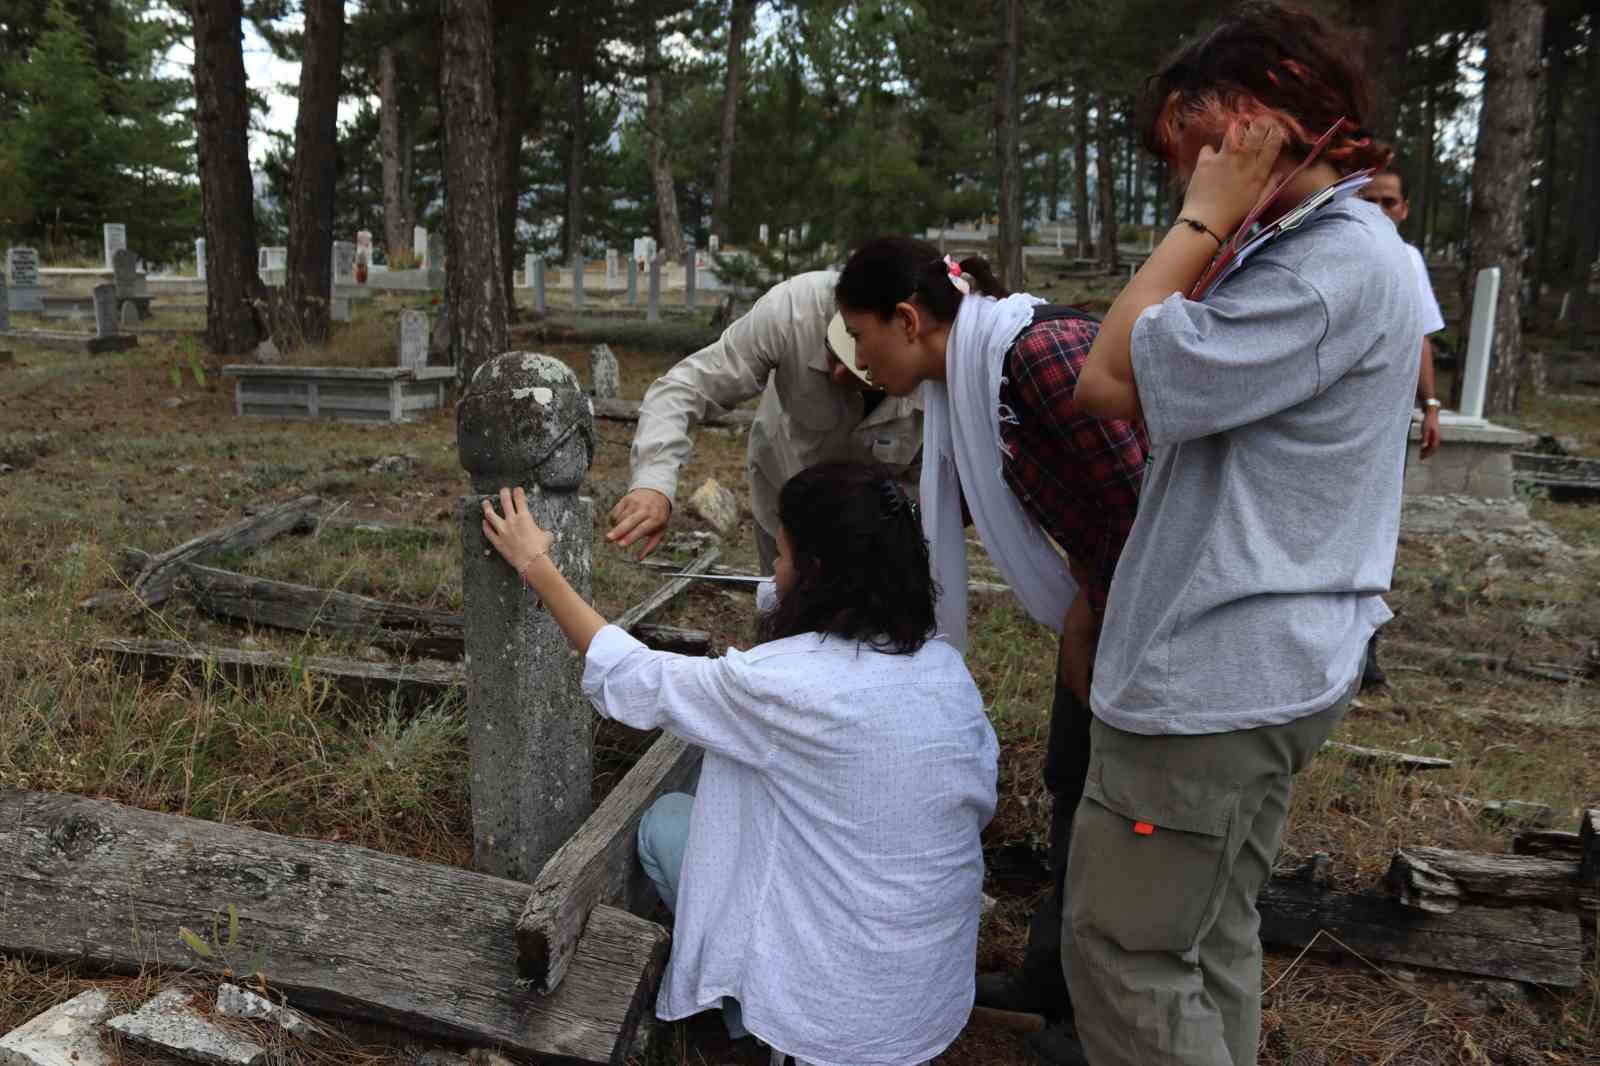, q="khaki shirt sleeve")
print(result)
[628,280,799,505]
